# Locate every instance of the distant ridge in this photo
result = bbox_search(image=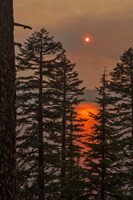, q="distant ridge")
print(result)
[82,89,98,102]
